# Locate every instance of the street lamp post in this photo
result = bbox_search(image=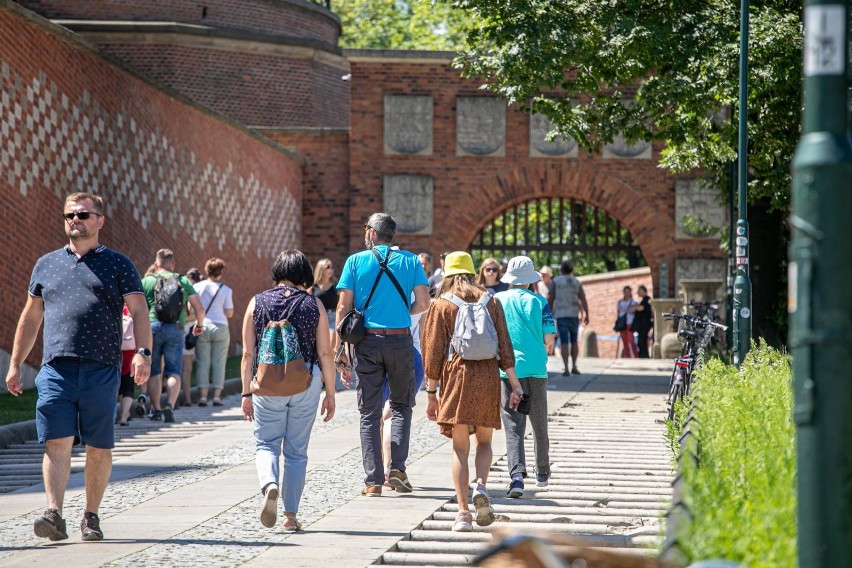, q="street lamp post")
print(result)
[791,0,852,565]
[732,0,752,367]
